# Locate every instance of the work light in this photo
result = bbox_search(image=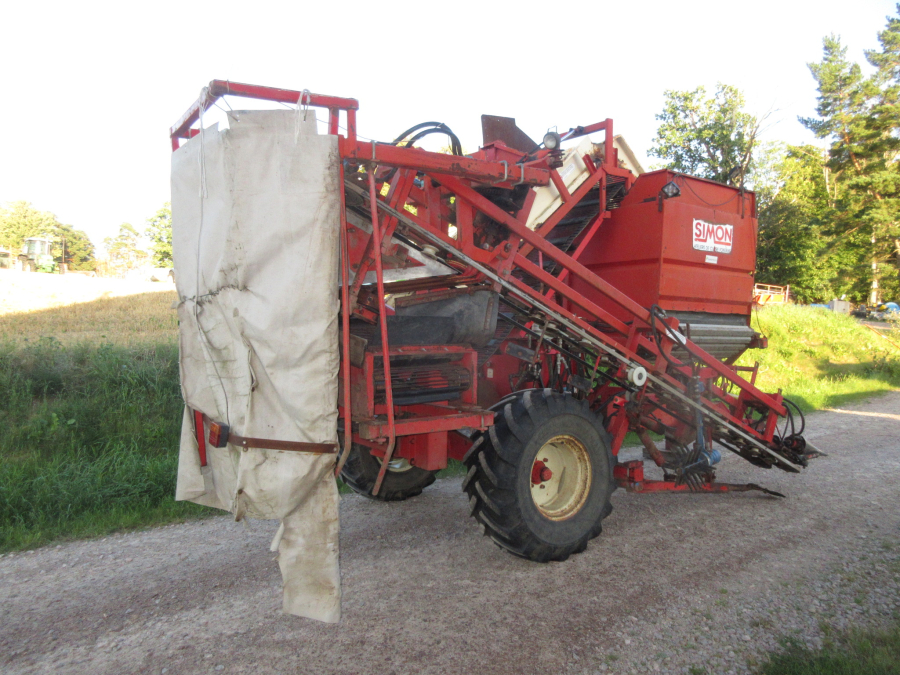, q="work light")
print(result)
[543,131,561,150]
[660,181,681,199]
